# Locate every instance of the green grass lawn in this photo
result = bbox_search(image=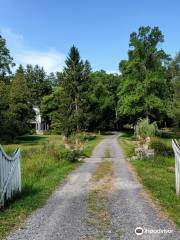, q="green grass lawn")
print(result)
[118,129,180,227]
[0,133,103,240]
